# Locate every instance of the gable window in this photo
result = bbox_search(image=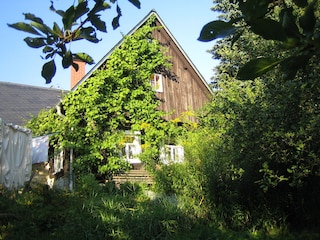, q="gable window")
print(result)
[121,131,142,164]
[160,145,184,164]
[150,74,163,92]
